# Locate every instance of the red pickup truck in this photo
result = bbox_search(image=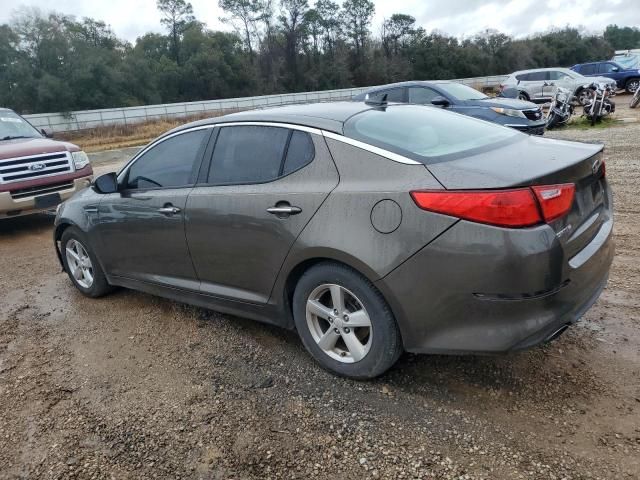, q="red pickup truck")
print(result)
[1,108,93,219]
